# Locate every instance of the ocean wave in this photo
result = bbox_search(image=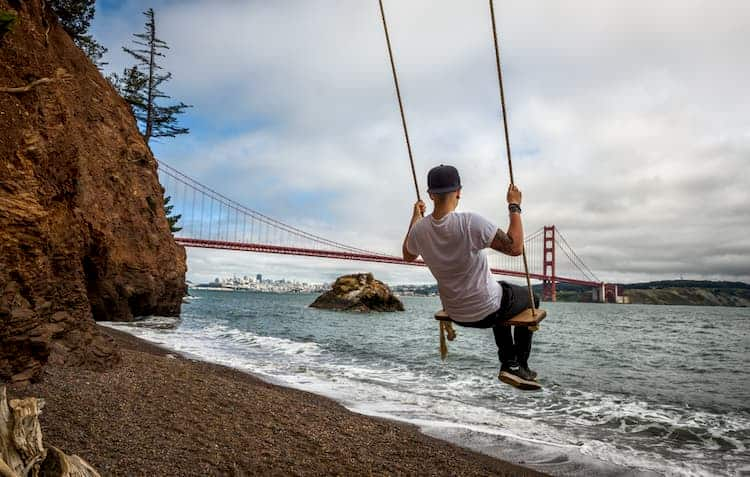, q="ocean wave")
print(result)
[102,297,749,477]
